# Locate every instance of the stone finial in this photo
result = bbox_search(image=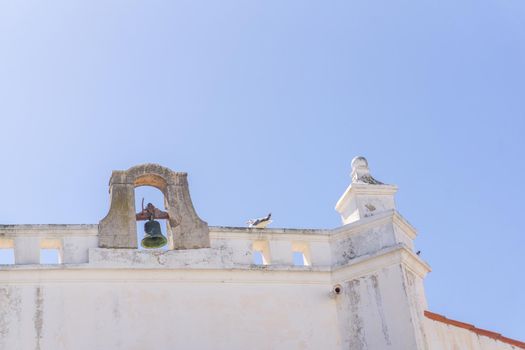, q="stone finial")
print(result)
[351,156,384,185]
[336,157,397,224]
